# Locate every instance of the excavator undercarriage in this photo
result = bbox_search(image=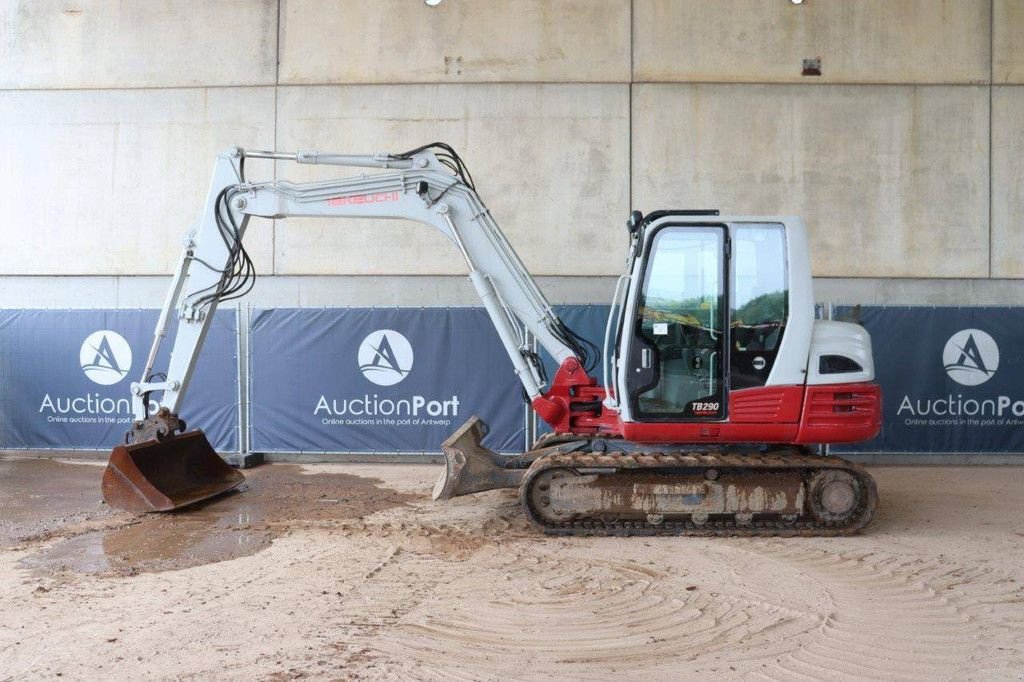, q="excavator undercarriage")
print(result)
[435,416,877,536]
